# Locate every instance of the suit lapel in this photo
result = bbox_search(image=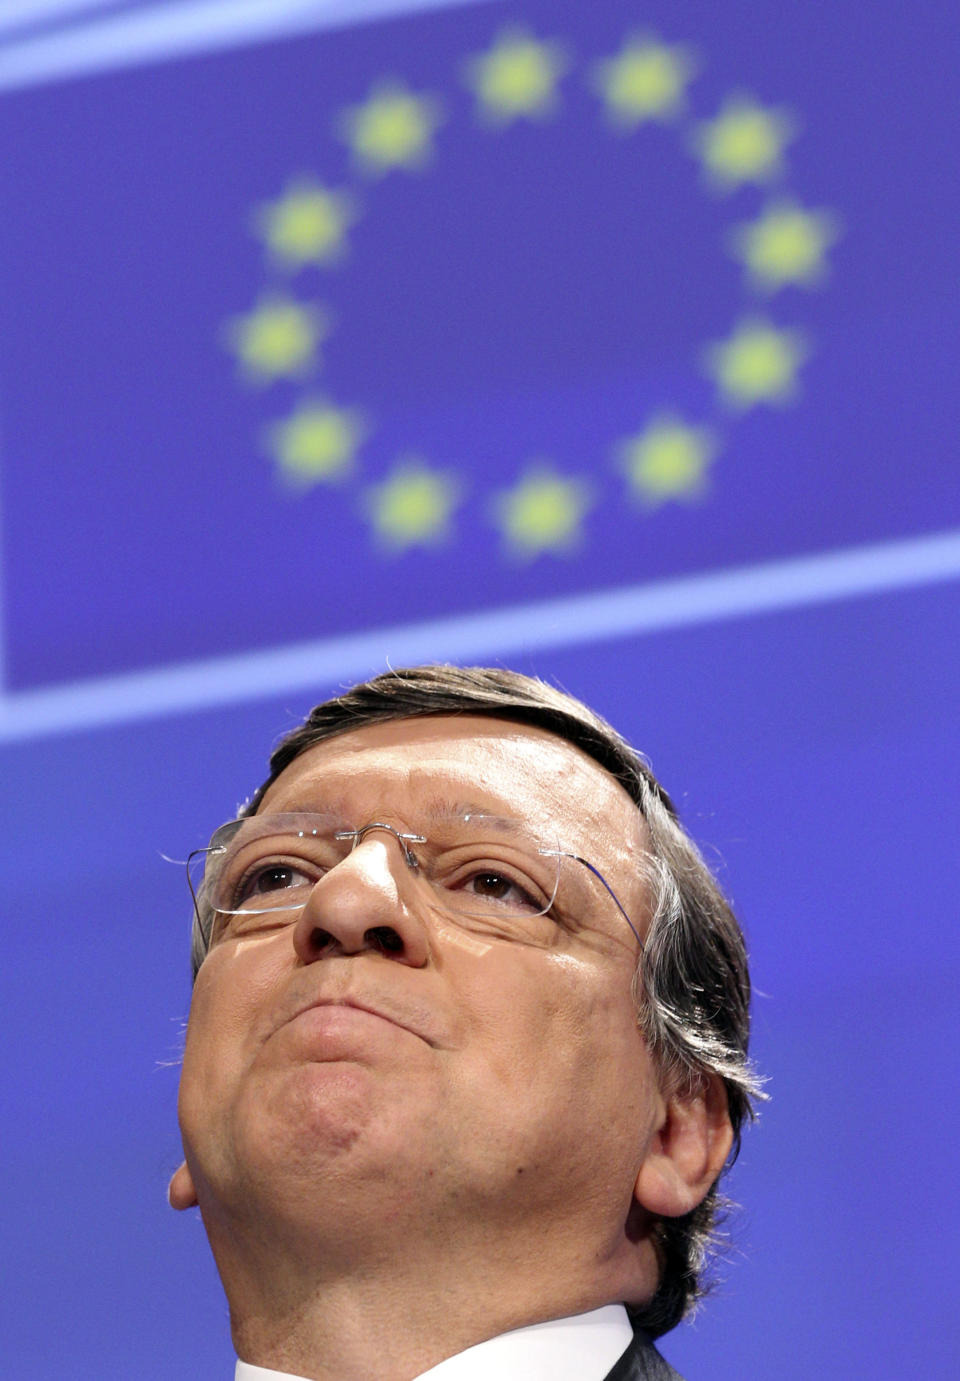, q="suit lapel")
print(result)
[602,1329,685,1381]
